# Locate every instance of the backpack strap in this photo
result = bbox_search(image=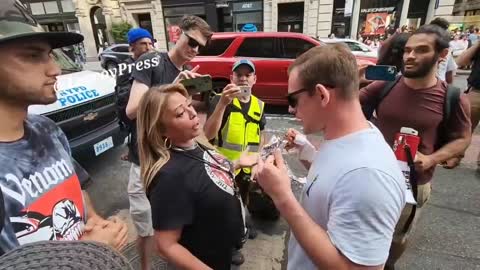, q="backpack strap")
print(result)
[435,84,461,150]
[444,84,461,122]
[229,105,261,125]
[363,75,402,120]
